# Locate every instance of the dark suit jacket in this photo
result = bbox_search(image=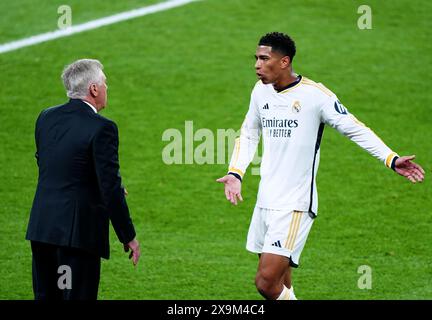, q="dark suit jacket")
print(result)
[26,99,136,259]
